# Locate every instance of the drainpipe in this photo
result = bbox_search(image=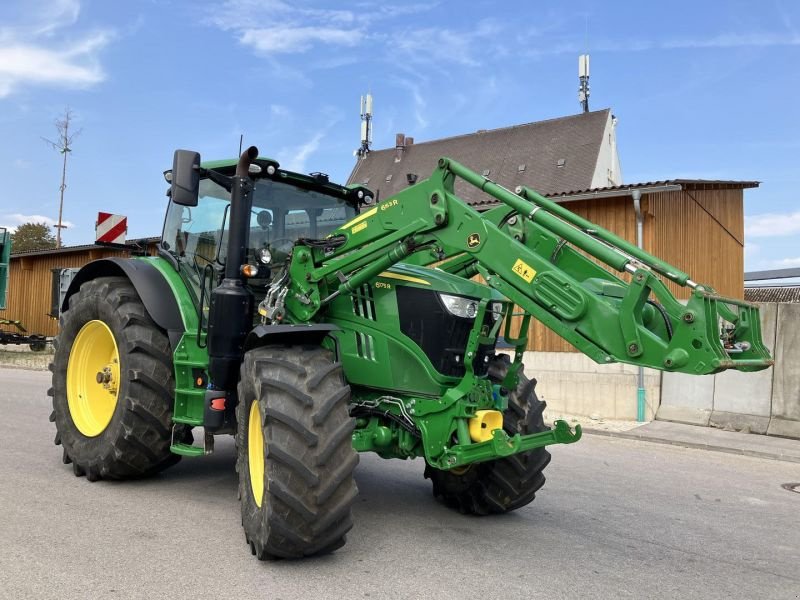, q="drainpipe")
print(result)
[632,189,646,422]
